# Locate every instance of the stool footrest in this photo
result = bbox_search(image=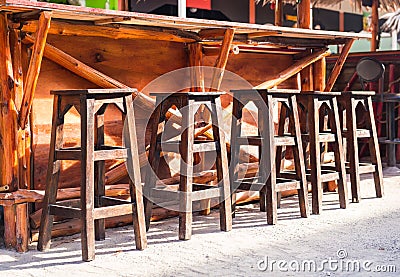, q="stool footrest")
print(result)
[343,129,371,138]
[275,135,296,146]
[302,132,336,143]
[151,185,223,202]
[235,136,263,146]
[158,141,218,153]
[305,169,340,182]
[55,146,128,161]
